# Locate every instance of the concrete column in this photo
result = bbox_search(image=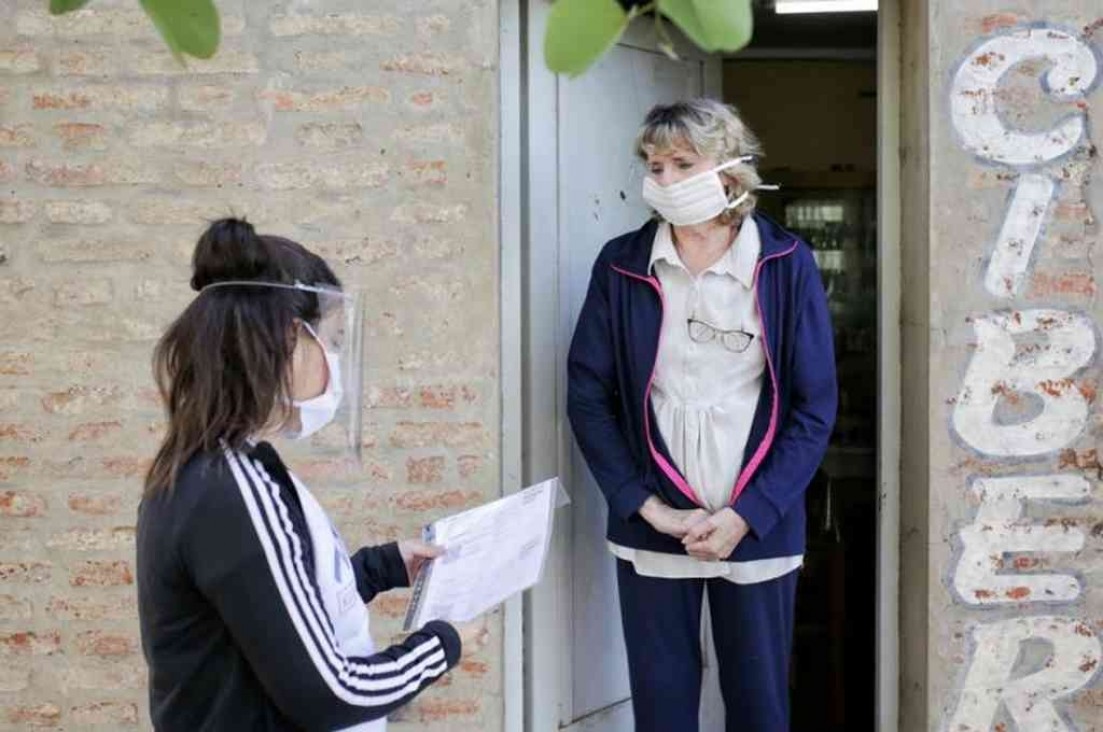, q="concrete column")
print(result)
[901,2,1103,730]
